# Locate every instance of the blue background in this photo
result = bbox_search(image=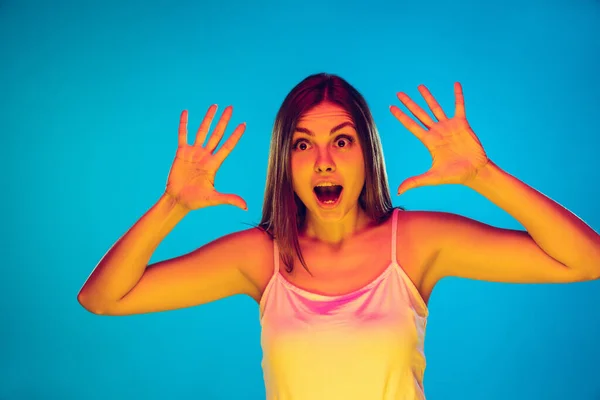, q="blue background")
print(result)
[2,0,599,399]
